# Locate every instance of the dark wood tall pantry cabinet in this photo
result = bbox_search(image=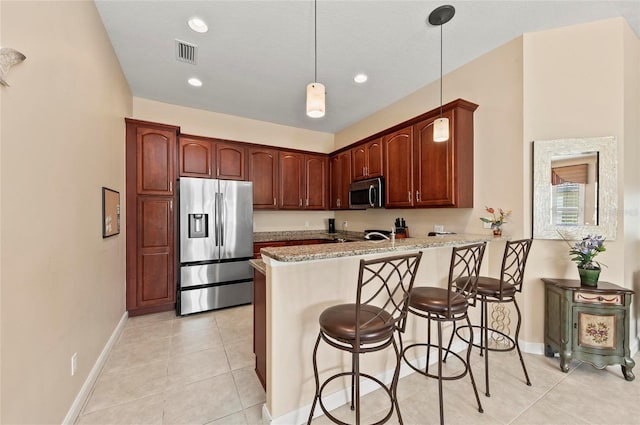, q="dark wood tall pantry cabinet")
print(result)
[126,119,178,316]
